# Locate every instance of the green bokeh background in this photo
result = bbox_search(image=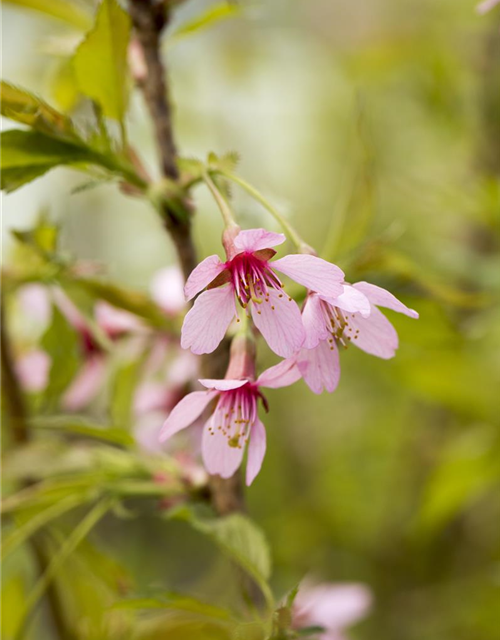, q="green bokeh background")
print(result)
[2,1,500,639]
